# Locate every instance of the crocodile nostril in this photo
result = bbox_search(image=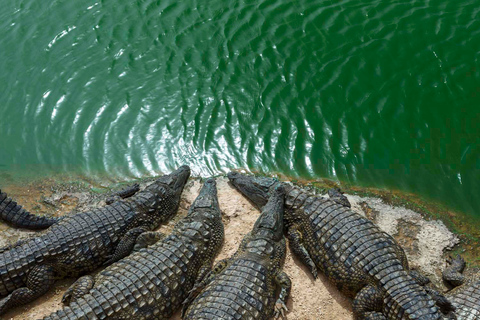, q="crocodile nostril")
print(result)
[227,172,238,179]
